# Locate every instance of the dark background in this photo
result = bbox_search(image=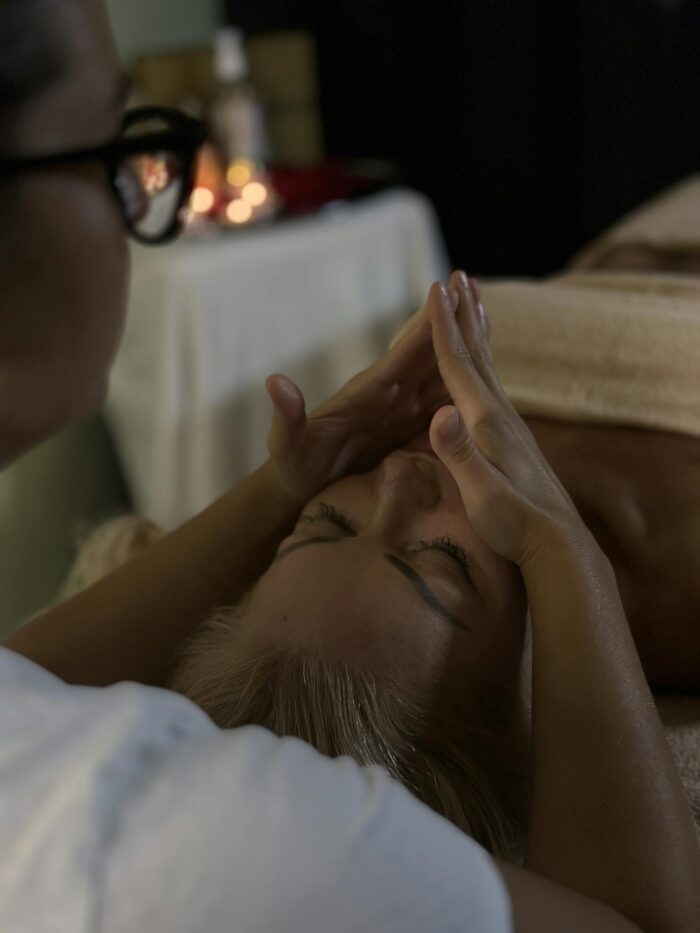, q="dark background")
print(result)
[225,0,700,276]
